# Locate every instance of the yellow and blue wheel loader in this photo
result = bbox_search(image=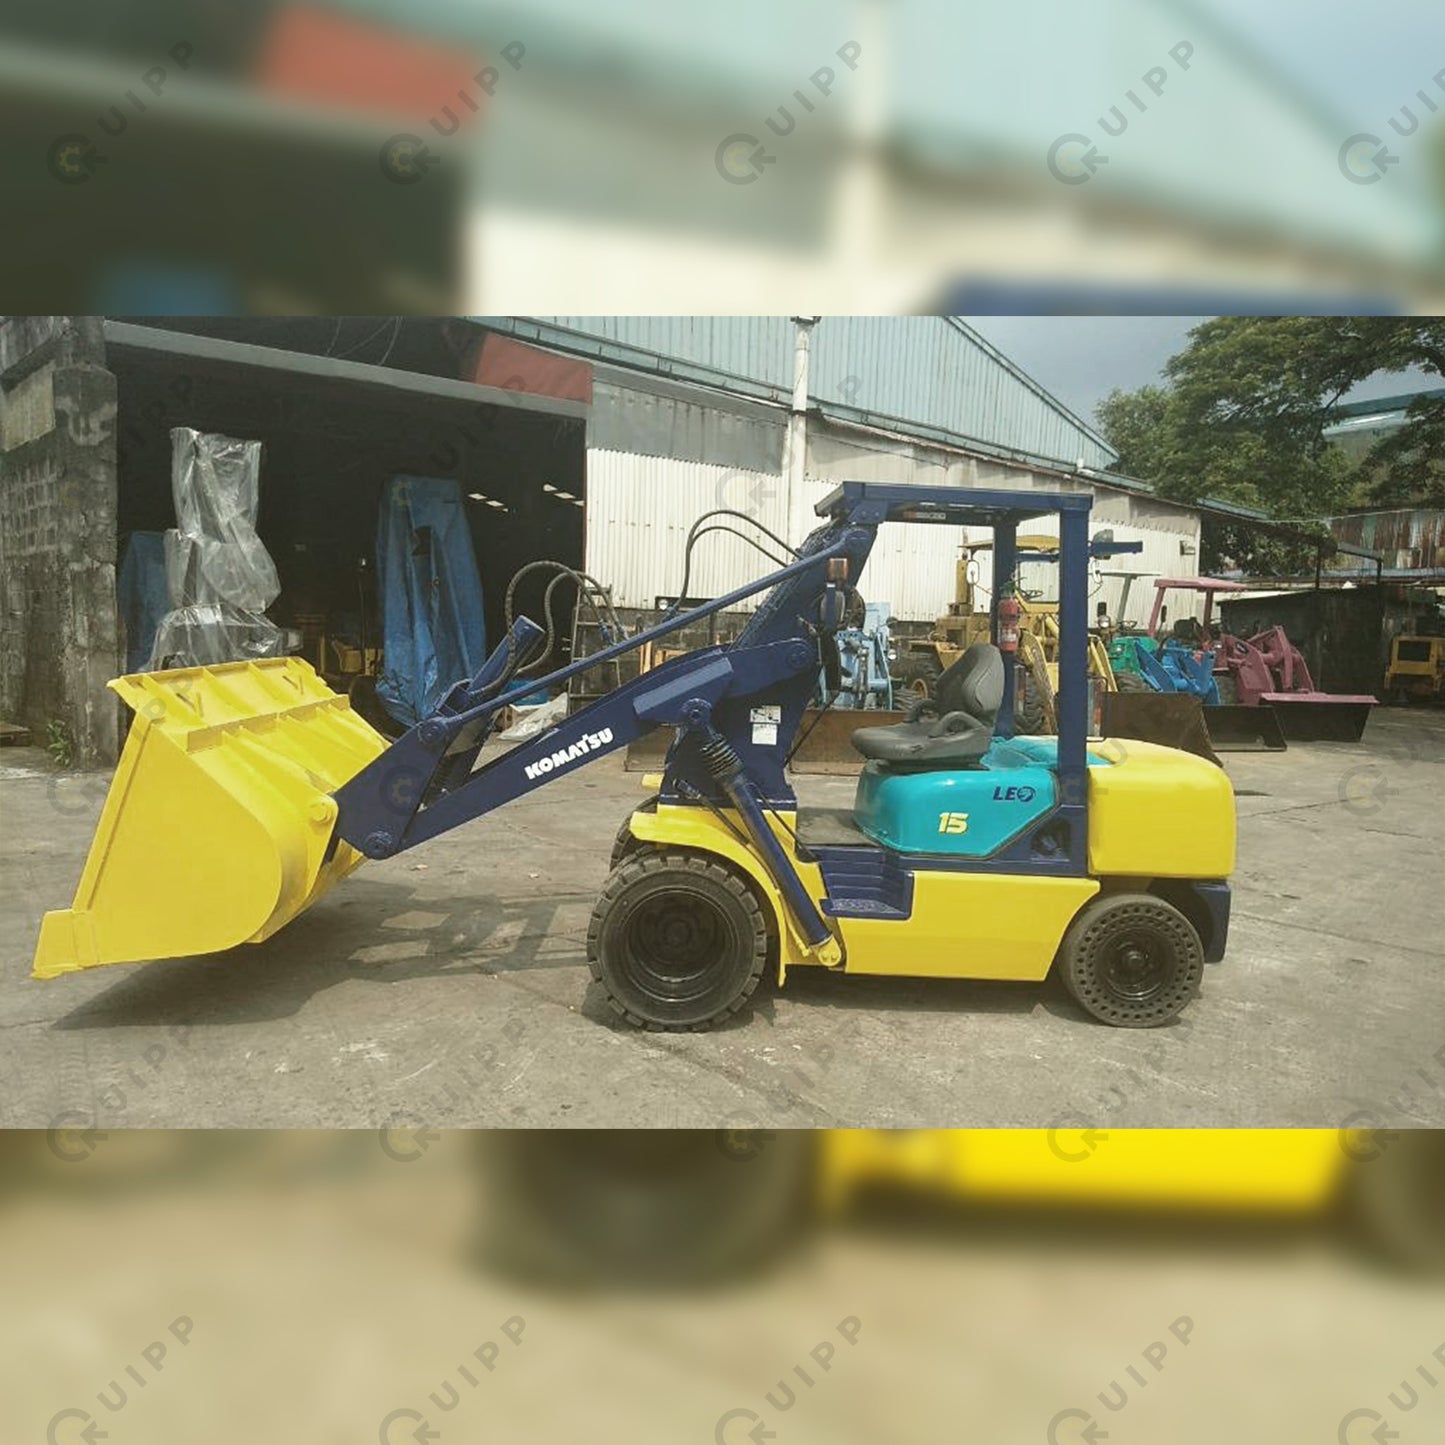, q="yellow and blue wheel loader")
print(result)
[34,483,1234,1031]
